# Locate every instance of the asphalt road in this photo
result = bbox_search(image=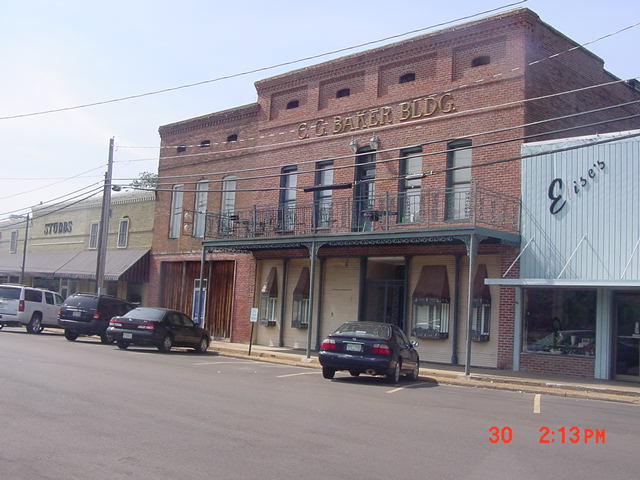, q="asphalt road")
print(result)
[1,328,637,480]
